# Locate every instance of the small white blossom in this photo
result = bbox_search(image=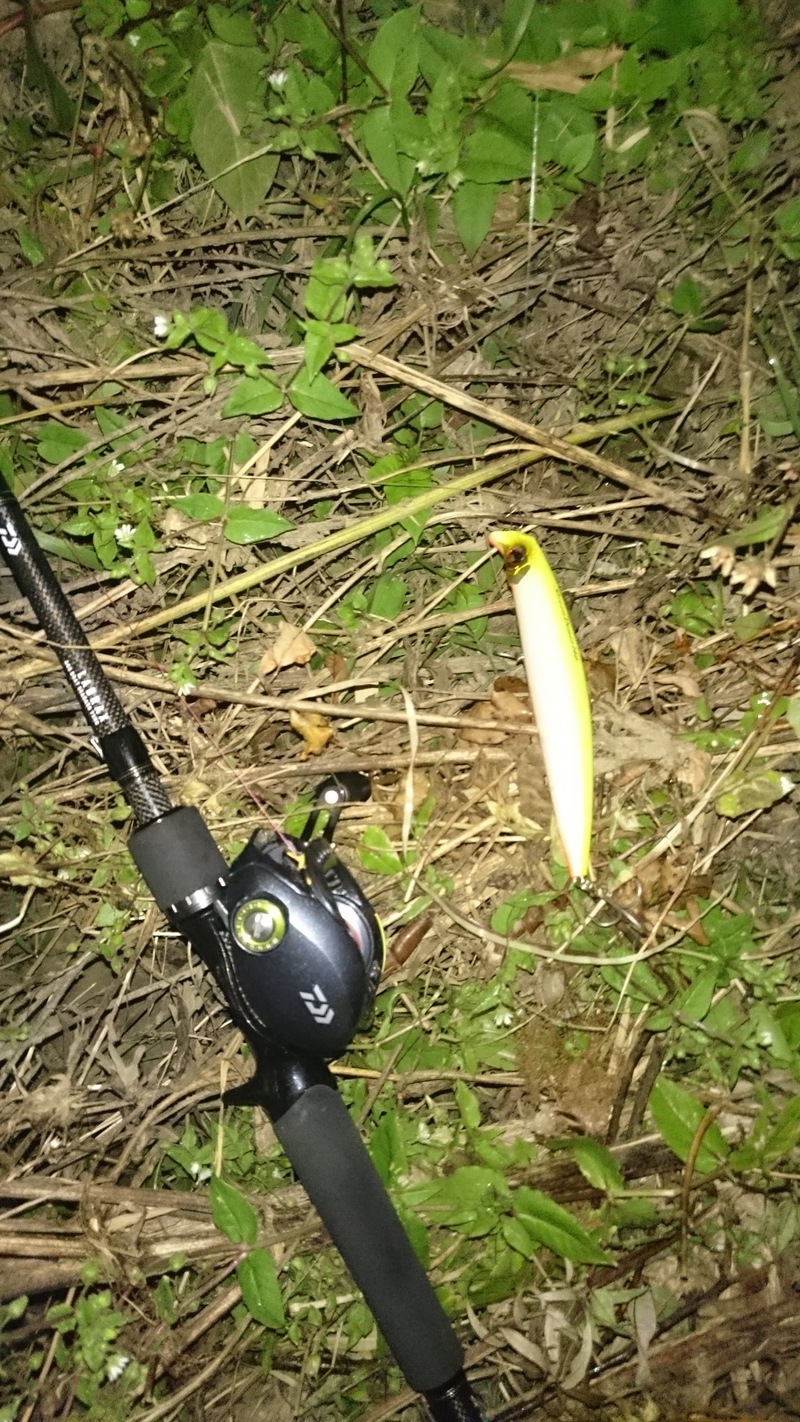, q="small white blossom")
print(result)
[128,31,140,46]
[190,1161,211,1182]
[269,69,289,89]
[108,459,124,477]
[107,1354,130,1382]
[114,523,135,544]
[153,313,170,339]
